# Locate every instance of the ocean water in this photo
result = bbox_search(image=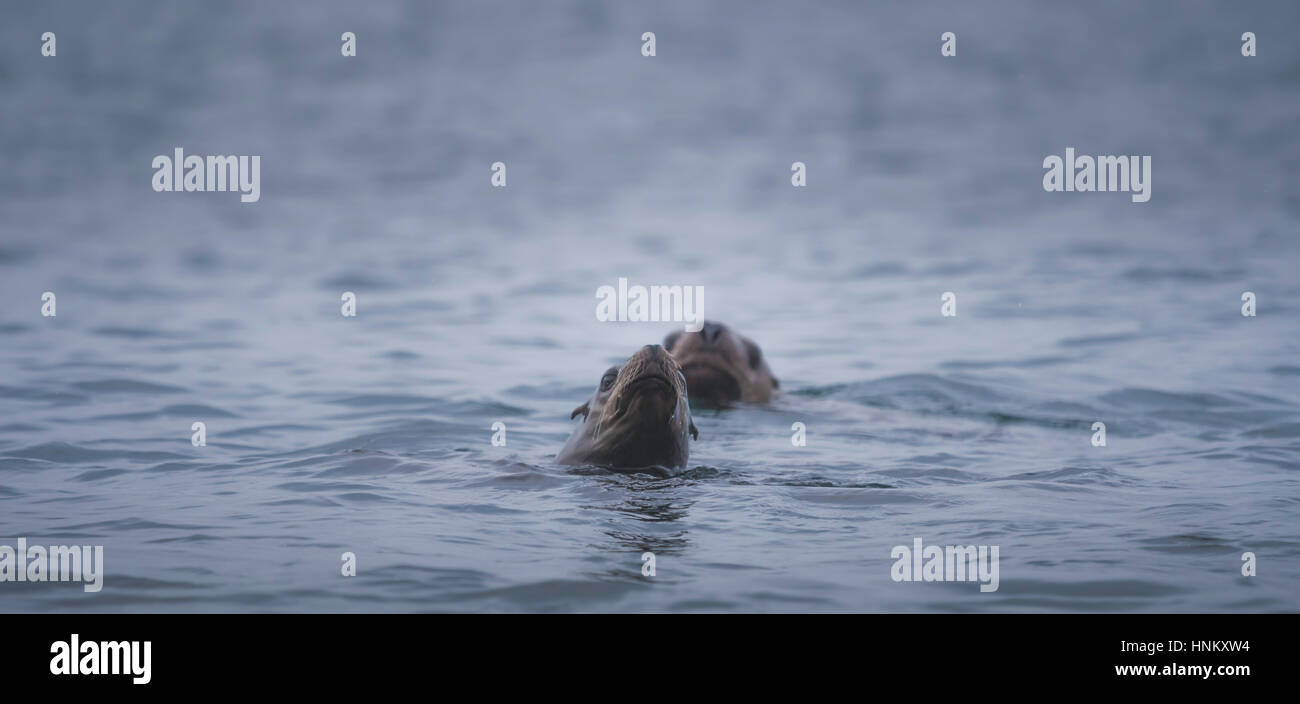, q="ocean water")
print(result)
[1,0,1298,612]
